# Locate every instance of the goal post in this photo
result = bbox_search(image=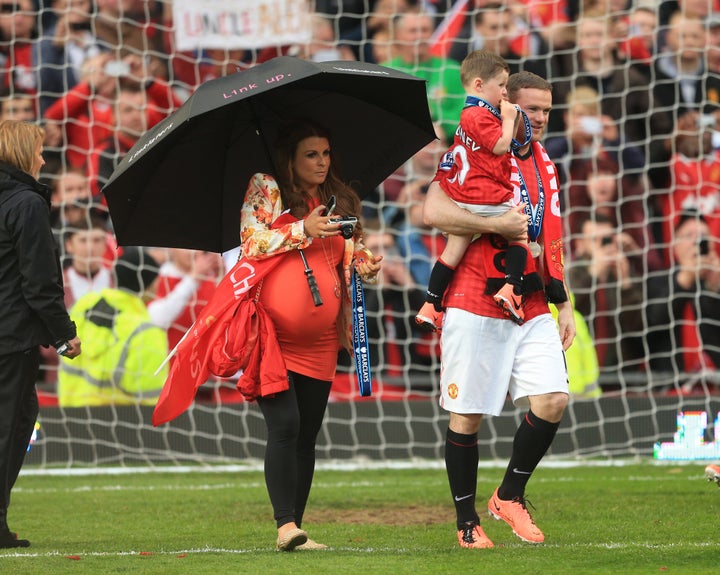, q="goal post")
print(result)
[15,1,720,469]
